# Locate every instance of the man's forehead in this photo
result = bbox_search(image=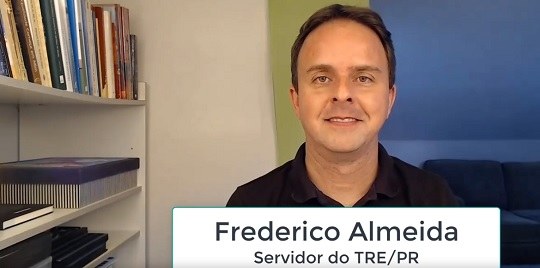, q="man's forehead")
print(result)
[297,20,388,74]
[303,19,381,45]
